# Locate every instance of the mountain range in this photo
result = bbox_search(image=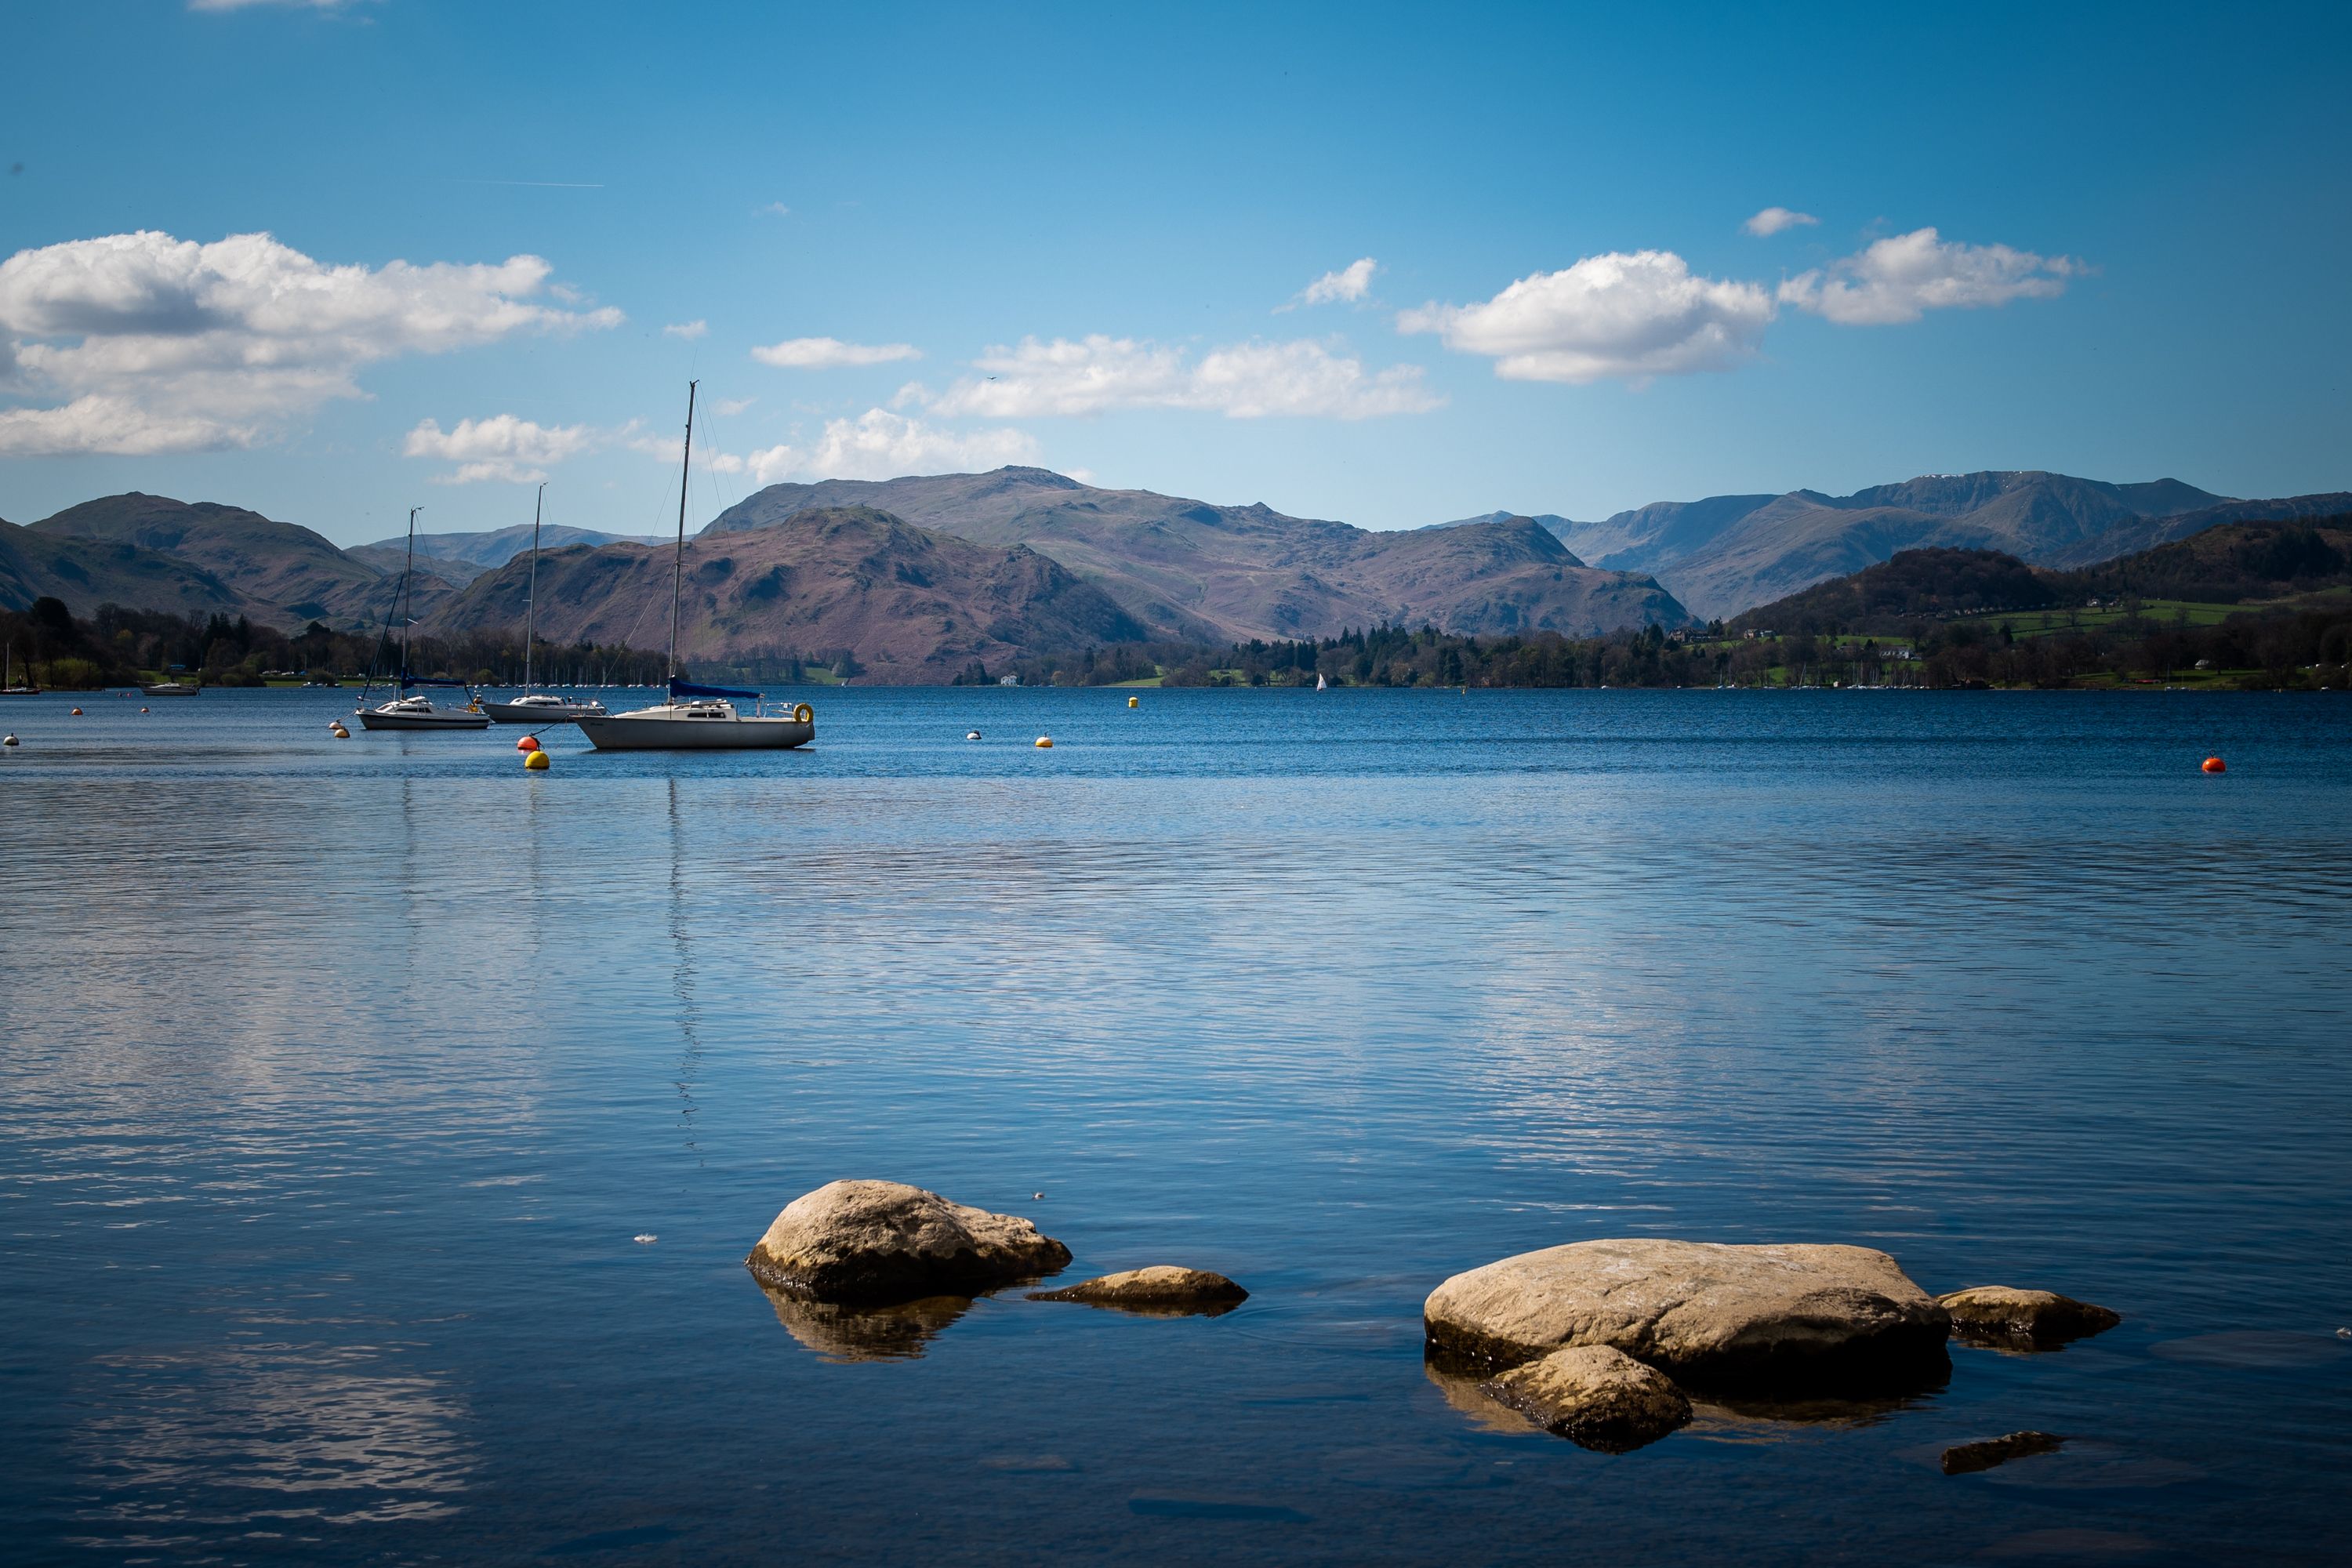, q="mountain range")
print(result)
[700,468,1687,643]
[352,521,665,586]
[6,467,2347,678]
[1455,472,2352,620]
